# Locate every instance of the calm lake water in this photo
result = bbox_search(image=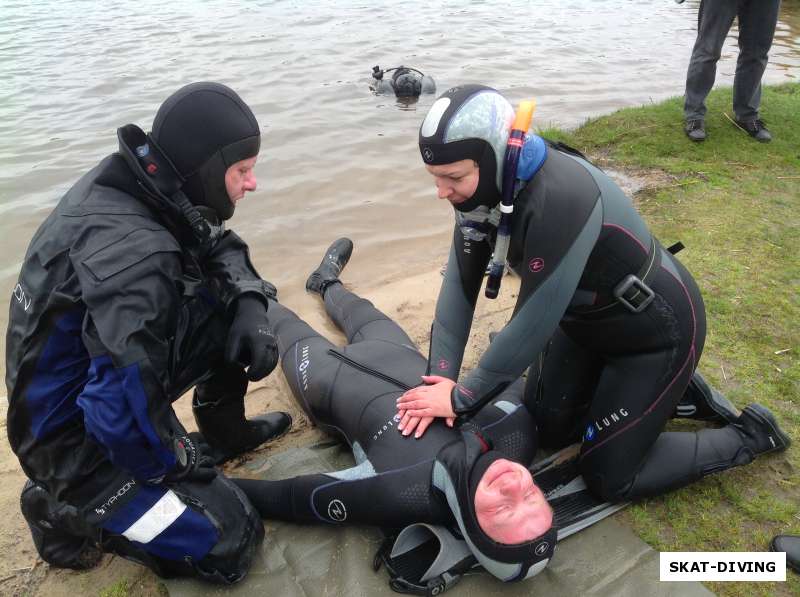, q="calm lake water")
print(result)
[1,0,798,372]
